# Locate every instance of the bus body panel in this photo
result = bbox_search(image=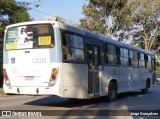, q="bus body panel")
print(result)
[3,63,62,87]
[3,84,62,96]
[61,86,87,99]
[100,66,131,93]
[61,63,88,98]
[3,62,63,96]
[4,49,50,86]
[100,65,153,94]
[3,20,156,100]
[3,21,63,96]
